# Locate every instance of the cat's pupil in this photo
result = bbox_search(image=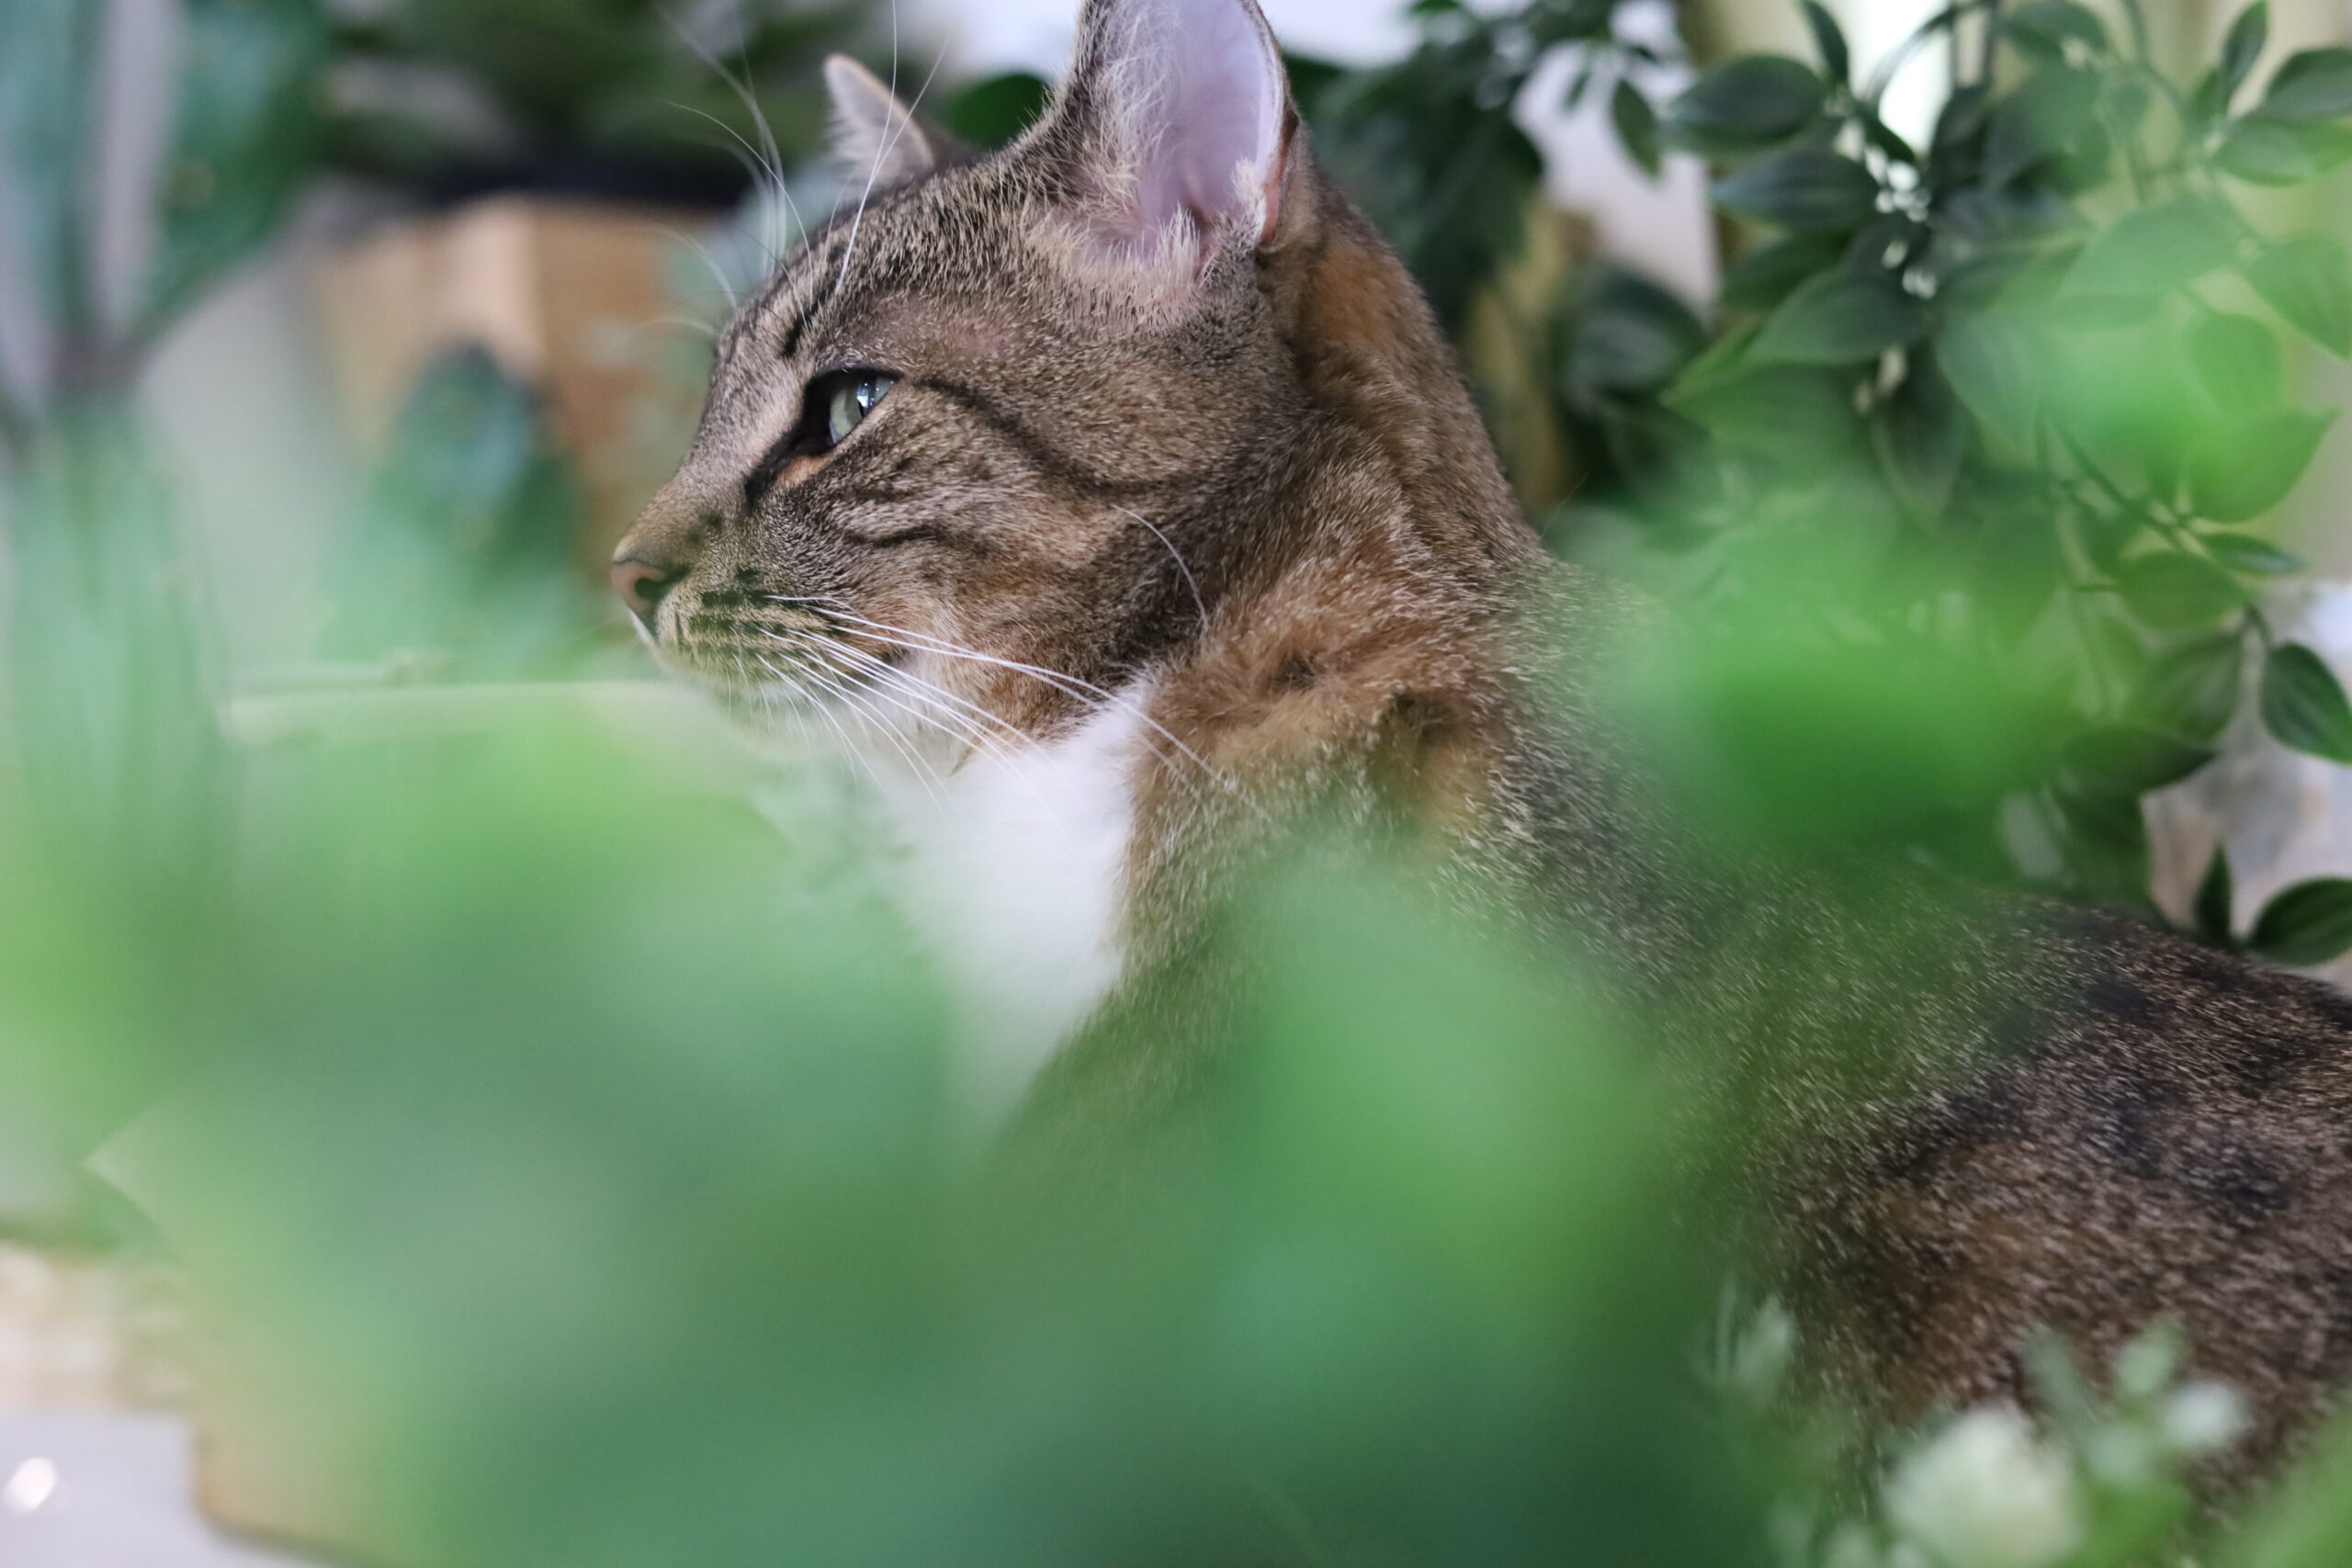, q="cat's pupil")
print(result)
[826,374,892,448]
